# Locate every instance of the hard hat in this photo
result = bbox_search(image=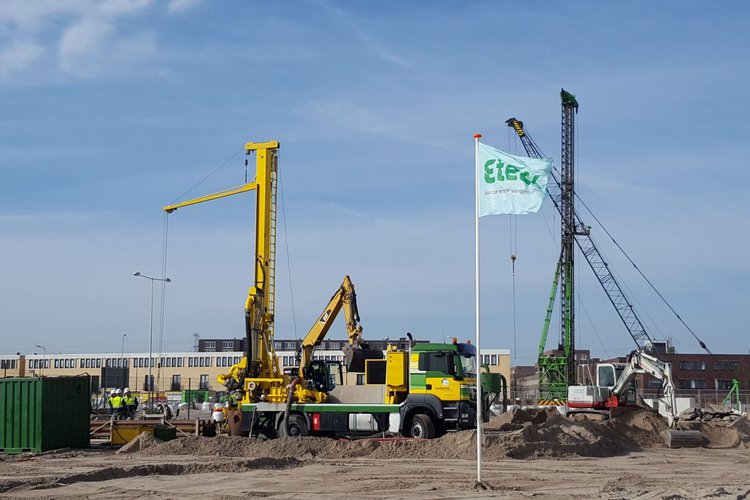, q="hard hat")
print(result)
[213,403,222,409]
[110,389,116,396]
[115,388,123,394]
[124,387,130,393]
